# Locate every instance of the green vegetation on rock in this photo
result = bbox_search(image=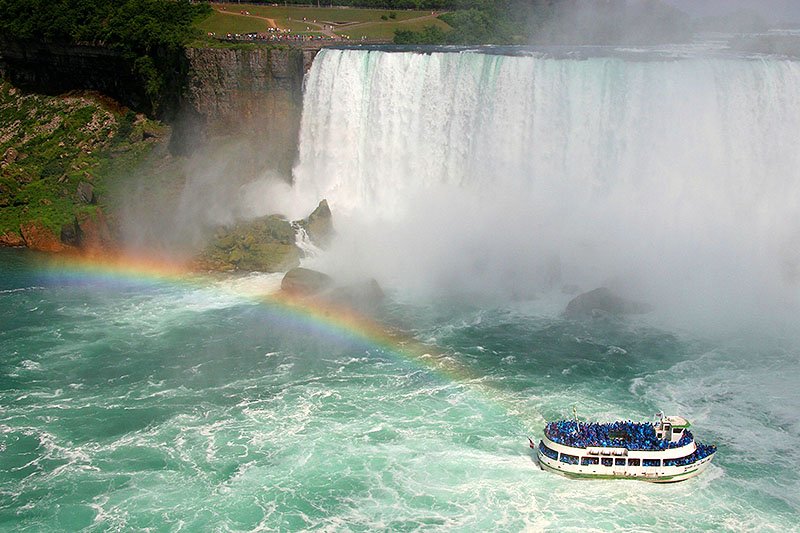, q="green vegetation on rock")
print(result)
[196,215,301,273]
[0,80,165,245]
